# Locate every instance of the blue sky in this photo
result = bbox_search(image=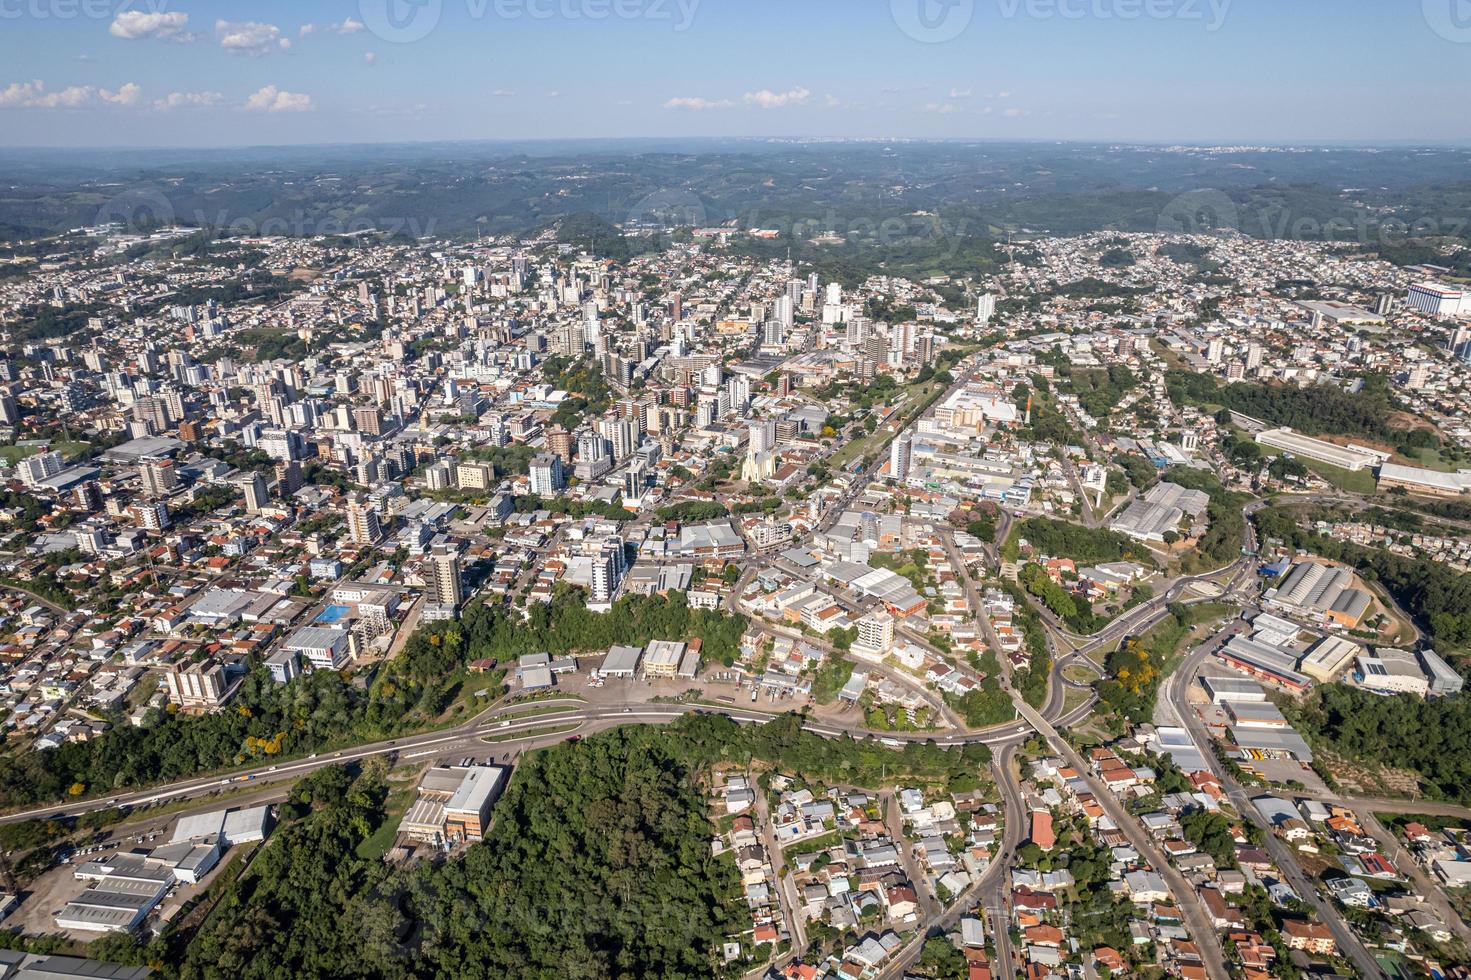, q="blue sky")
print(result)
[1,0,1469,147]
